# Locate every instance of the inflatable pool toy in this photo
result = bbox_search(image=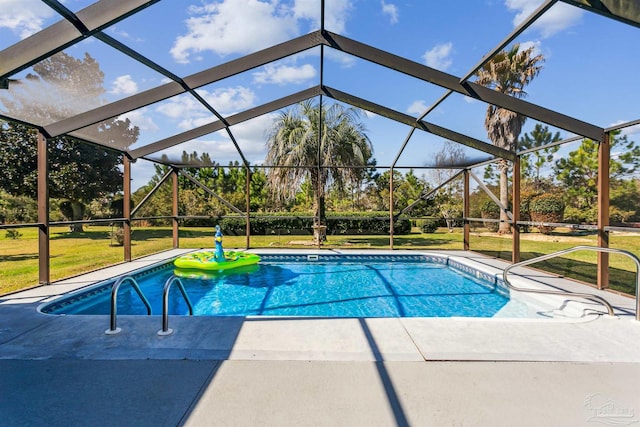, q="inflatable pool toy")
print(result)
[174,251,261,271]
[174,263,259,280]
[213,224,225,262]
[174,226,260,271]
